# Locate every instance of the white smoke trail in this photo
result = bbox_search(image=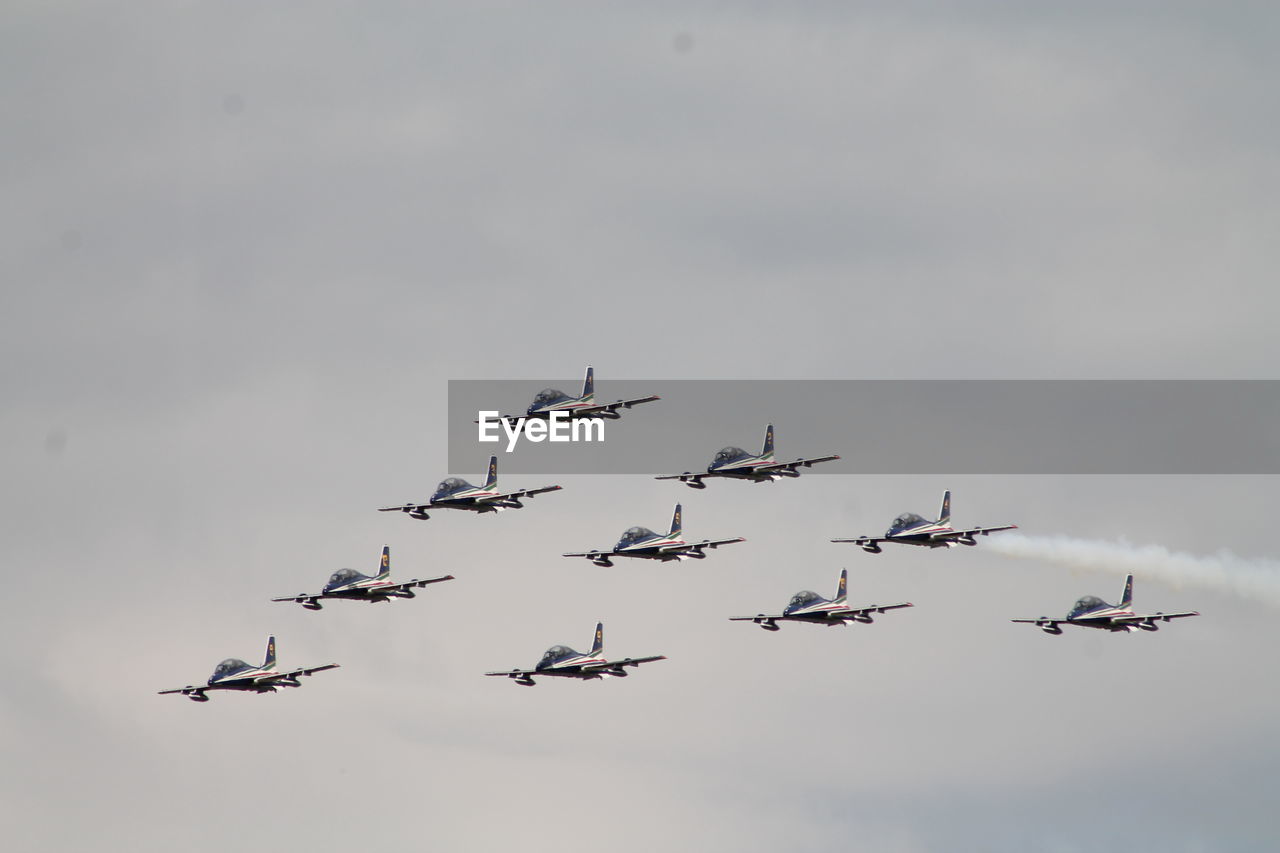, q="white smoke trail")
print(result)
[986,533,1280,607]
